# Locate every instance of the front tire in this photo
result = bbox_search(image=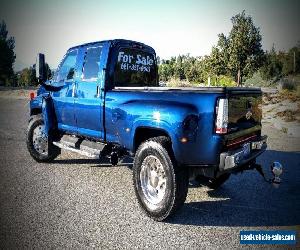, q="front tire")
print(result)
[133,136,188,221]
[26,114,60,162]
